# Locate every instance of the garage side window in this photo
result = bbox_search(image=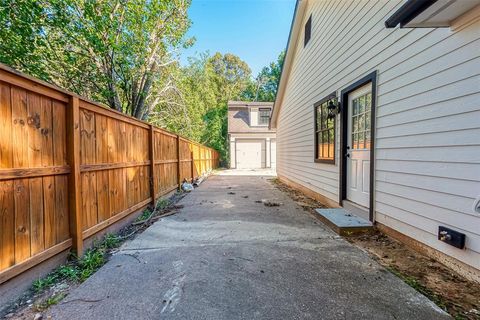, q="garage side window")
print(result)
[314,94,336,164]
[258,108,270,125]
